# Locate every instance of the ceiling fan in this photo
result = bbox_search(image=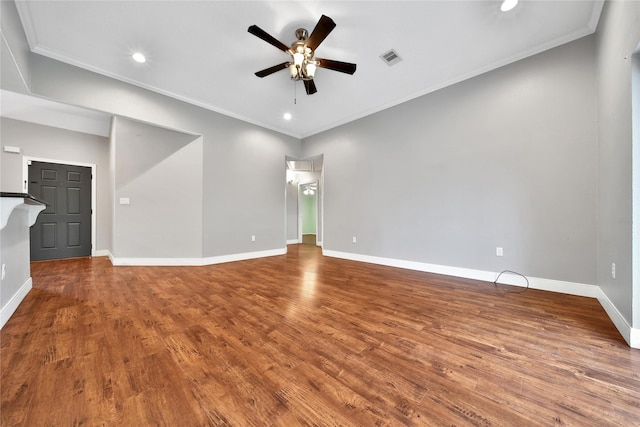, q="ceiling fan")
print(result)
[248,15,357,95]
